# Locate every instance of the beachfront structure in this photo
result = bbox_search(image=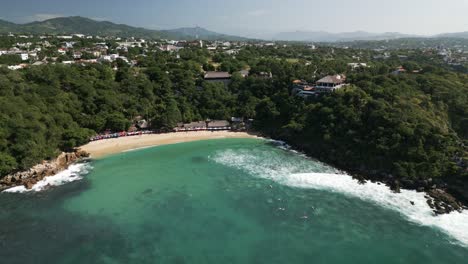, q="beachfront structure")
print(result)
[178,121,207,131]
[204,71,232,87]
[175,120,232,132]
[207,120,231,130]
[315,75,347,92]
